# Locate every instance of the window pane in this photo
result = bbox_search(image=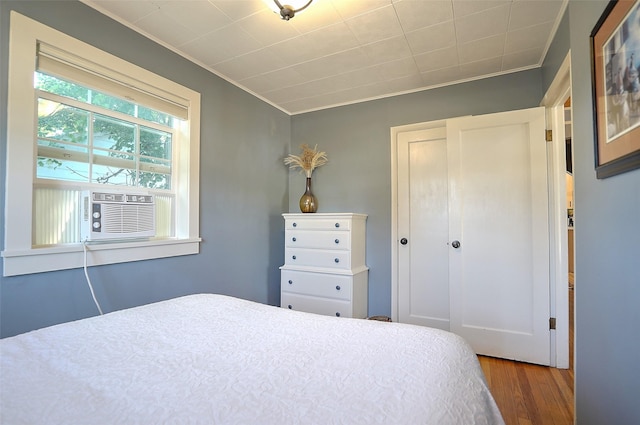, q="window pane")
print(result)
[92,151,136,186]
[93,114,135,151]
[92,163,137,186]
[139,171,171,190]
[38,100,89,144]
[140,126,171,160]
[37,156,89,182]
